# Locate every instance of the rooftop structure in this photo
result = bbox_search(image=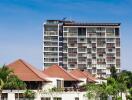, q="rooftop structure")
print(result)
[43,19,121,79]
